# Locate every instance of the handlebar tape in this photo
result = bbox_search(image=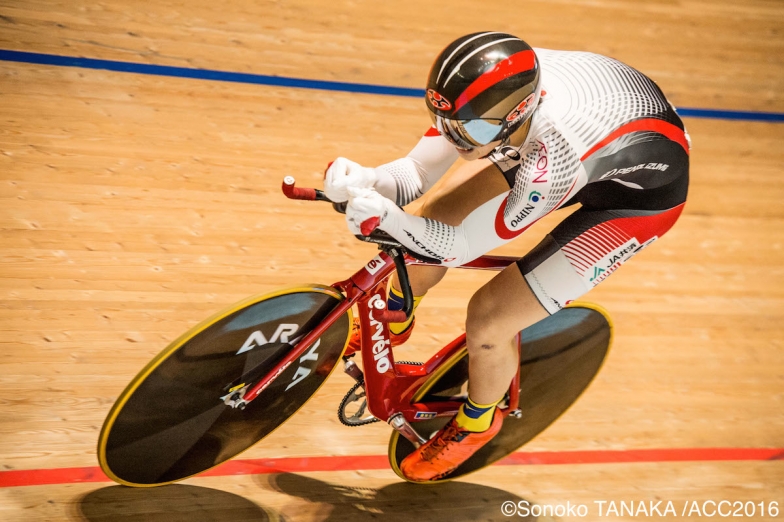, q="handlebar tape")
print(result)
[282,177,318,200]
[360,217,380,236]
